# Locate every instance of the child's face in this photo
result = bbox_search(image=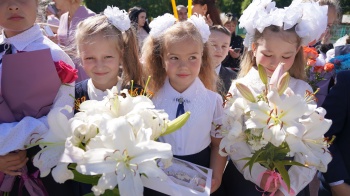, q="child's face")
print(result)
[80,35,122,91]
[0,0,38,38]
[208,31,230,68]
[163,37,202,93]
[224,22,236,34]
[252,30,299,77]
